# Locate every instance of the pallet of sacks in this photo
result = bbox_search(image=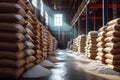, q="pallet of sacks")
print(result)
[41,26,49,60]
[73,39,78,52]
[85,31,98,59]
[96,26,107,63]
[77,34,86,53]
[0,0,36,78]
[103,18,120,72]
